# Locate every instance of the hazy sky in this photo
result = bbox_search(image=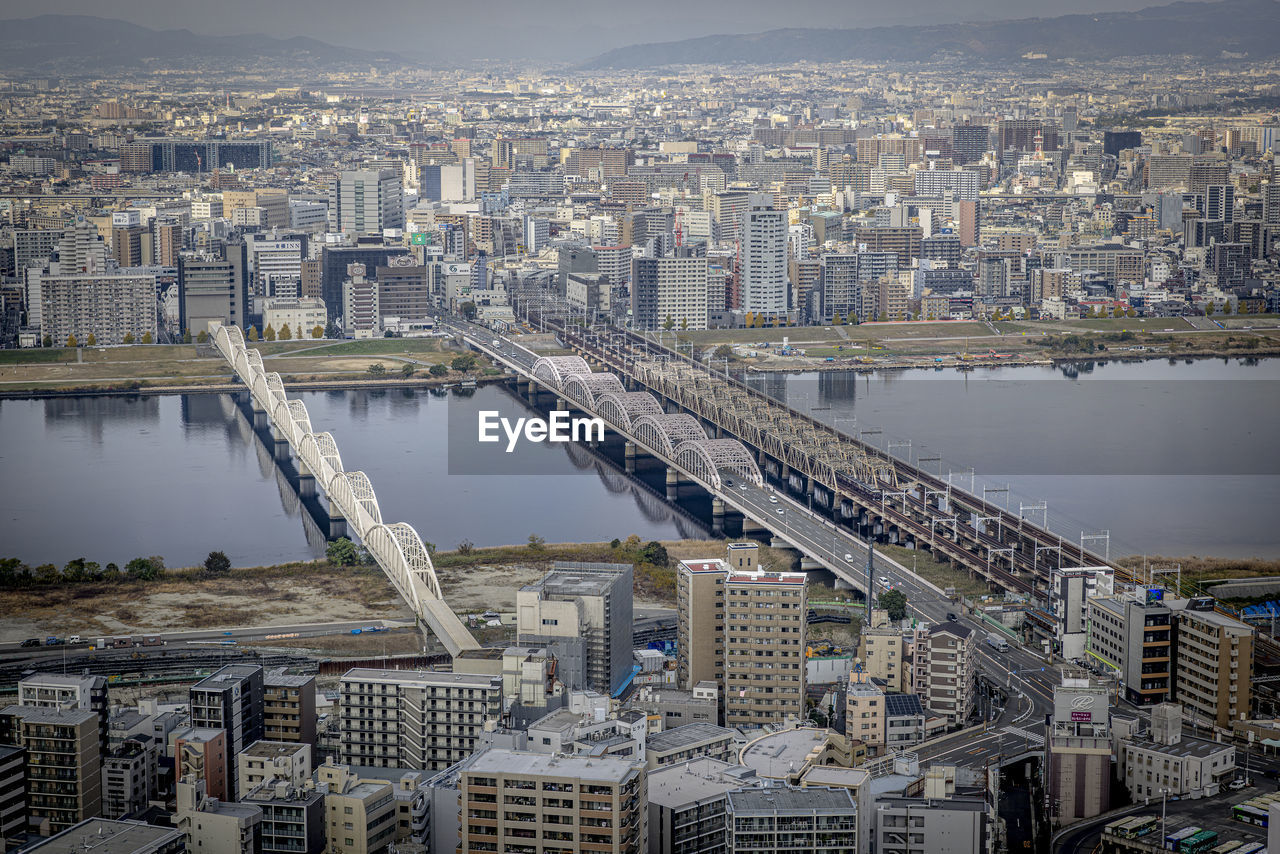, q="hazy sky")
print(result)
[0,0,1174,61]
